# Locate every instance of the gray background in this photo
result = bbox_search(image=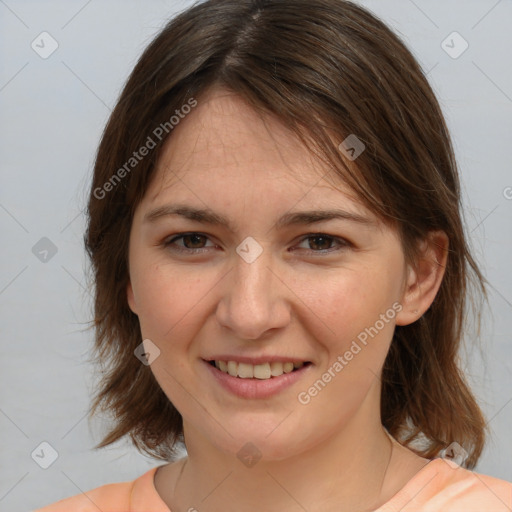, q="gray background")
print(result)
[0,1,511,510]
